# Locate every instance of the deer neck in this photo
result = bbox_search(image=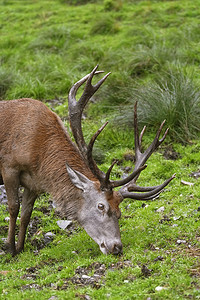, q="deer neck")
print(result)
[35,130,95,220]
